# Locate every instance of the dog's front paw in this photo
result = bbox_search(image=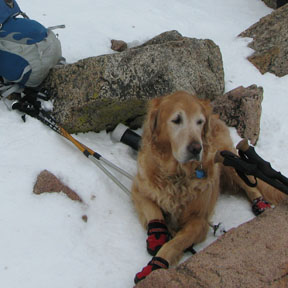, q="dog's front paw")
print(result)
[134,256,169,284]
[252,197,273,215]
[146,219,170,256]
